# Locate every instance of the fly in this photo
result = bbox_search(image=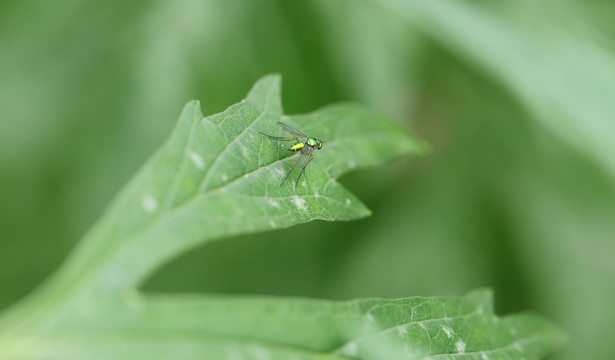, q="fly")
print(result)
[258,122,324,188]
